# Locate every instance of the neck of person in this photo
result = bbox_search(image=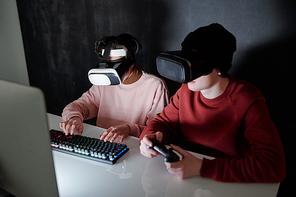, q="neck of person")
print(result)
[201,76,230,99]
[122,65,142,84]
